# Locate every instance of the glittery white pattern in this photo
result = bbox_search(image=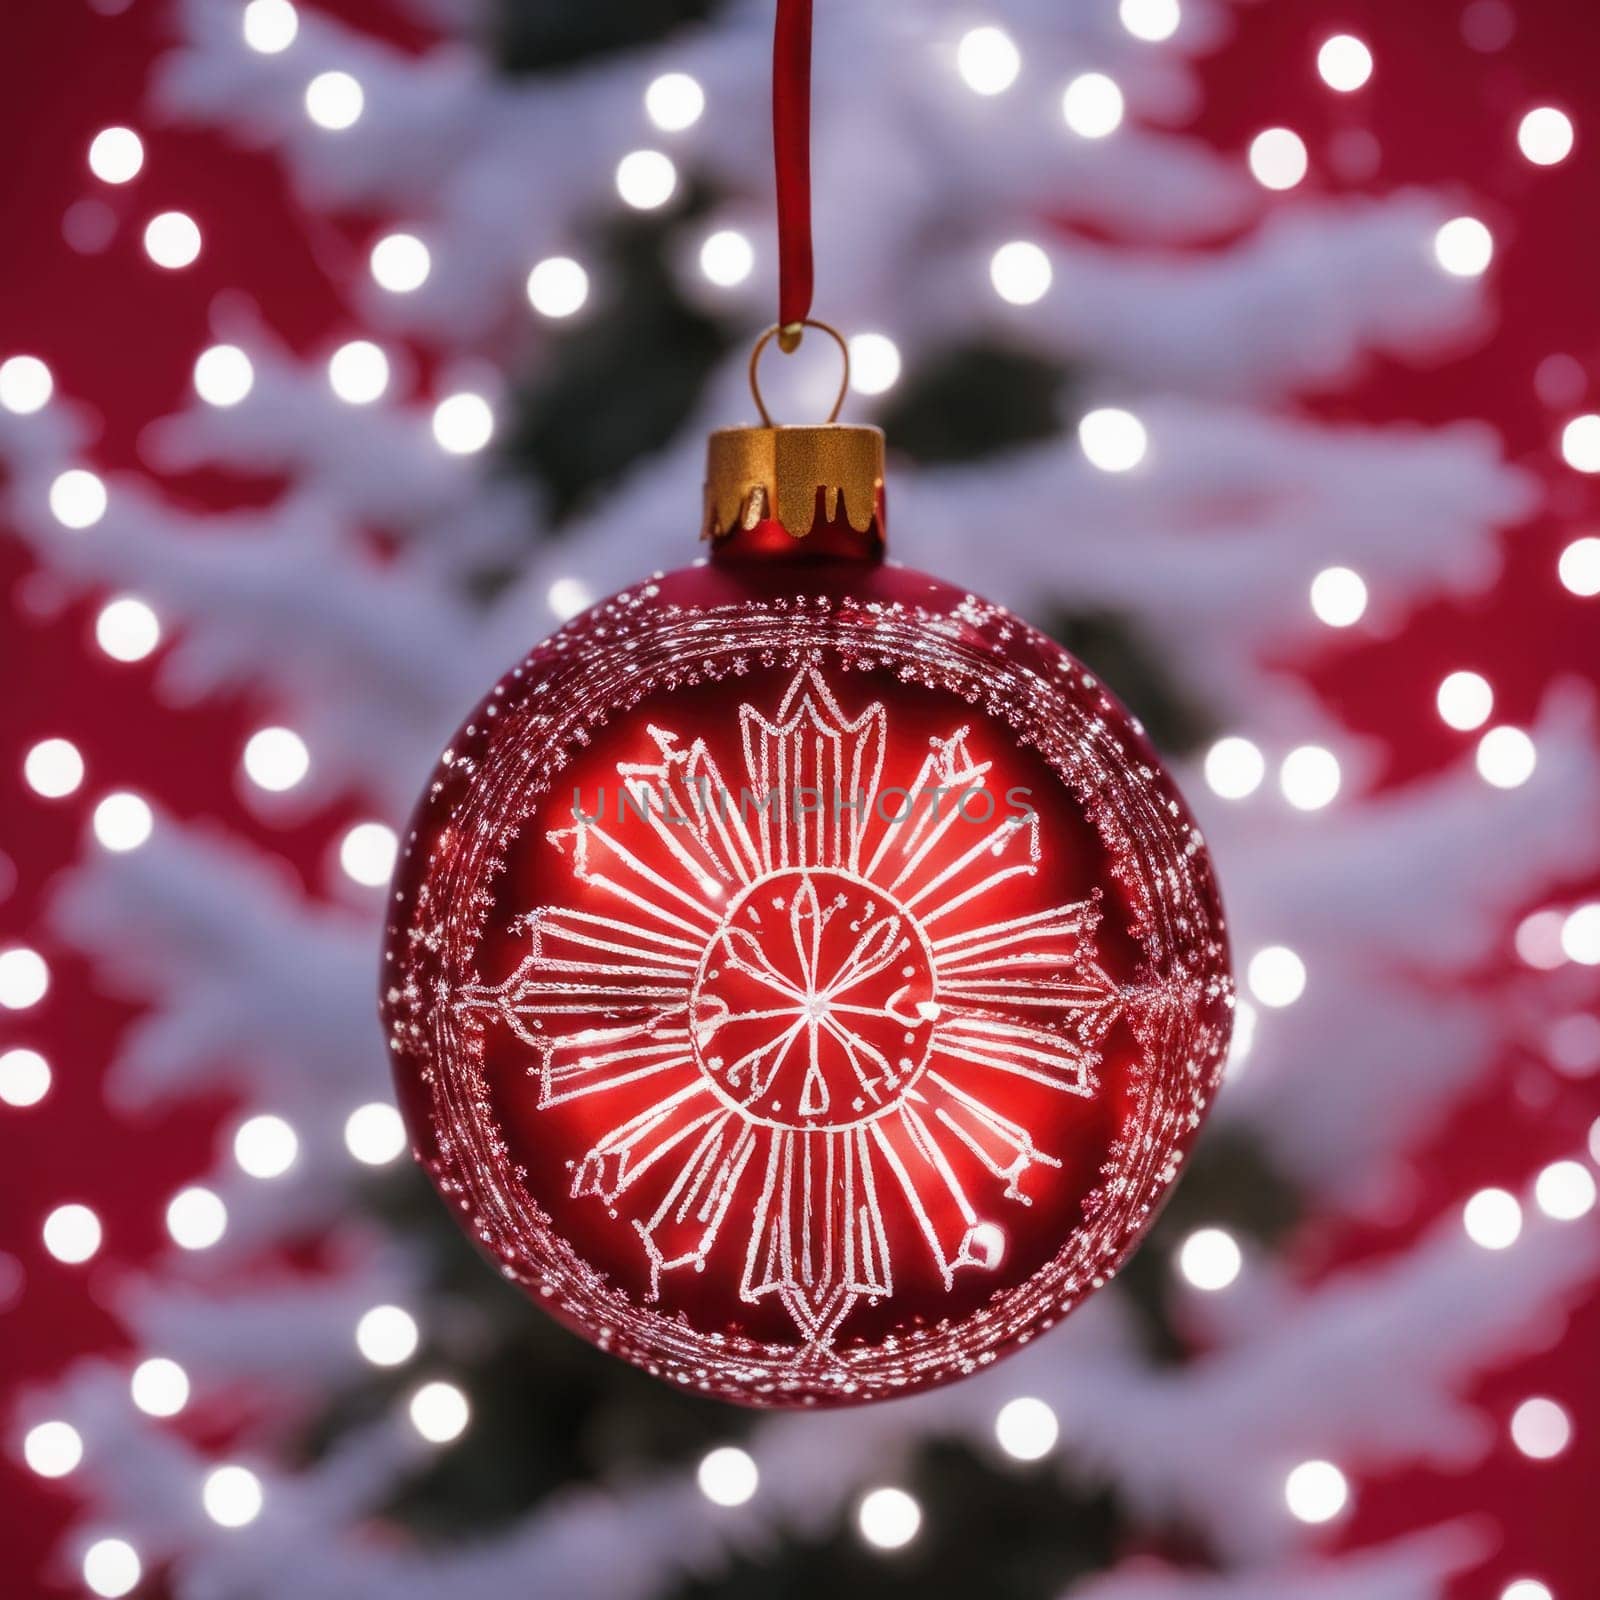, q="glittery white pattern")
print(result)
[457,667,1120,1347]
